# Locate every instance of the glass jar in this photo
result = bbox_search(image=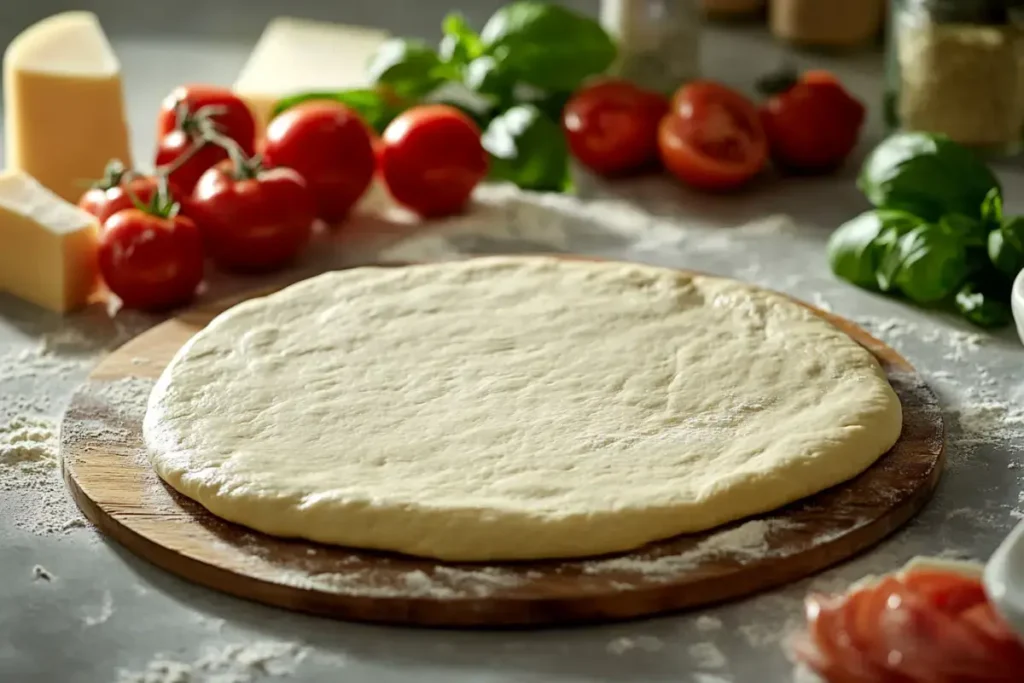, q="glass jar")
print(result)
[600,0,702,94]
[700,0,765,21]
[886,0,1024,156]
[771,0,885,49]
